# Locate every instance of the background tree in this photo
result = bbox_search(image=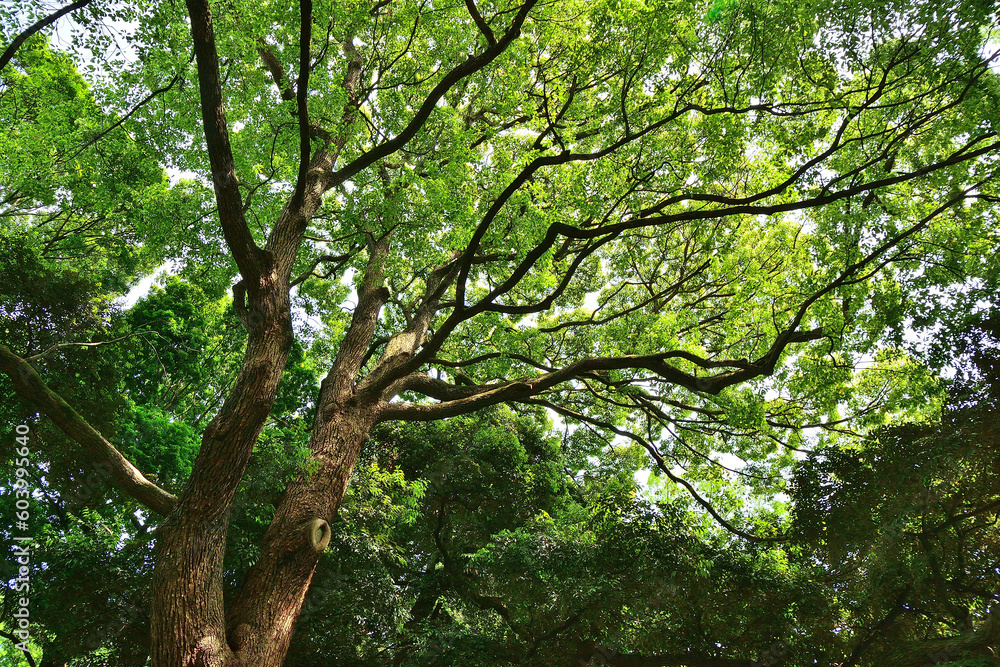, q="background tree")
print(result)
[1,0,999,665]
[792,311,1000,667]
